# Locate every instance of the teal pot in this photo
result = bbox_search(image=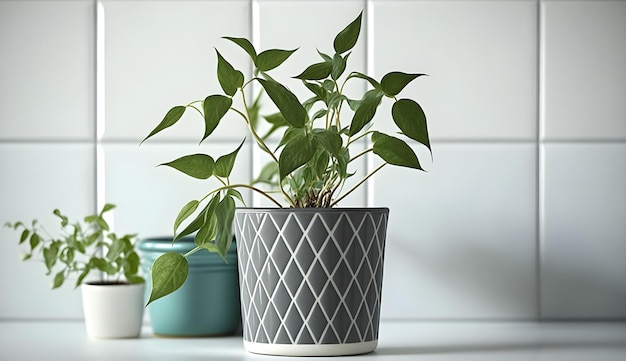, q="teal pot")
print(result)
[234,208,389,356]
[138,237,240,337]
